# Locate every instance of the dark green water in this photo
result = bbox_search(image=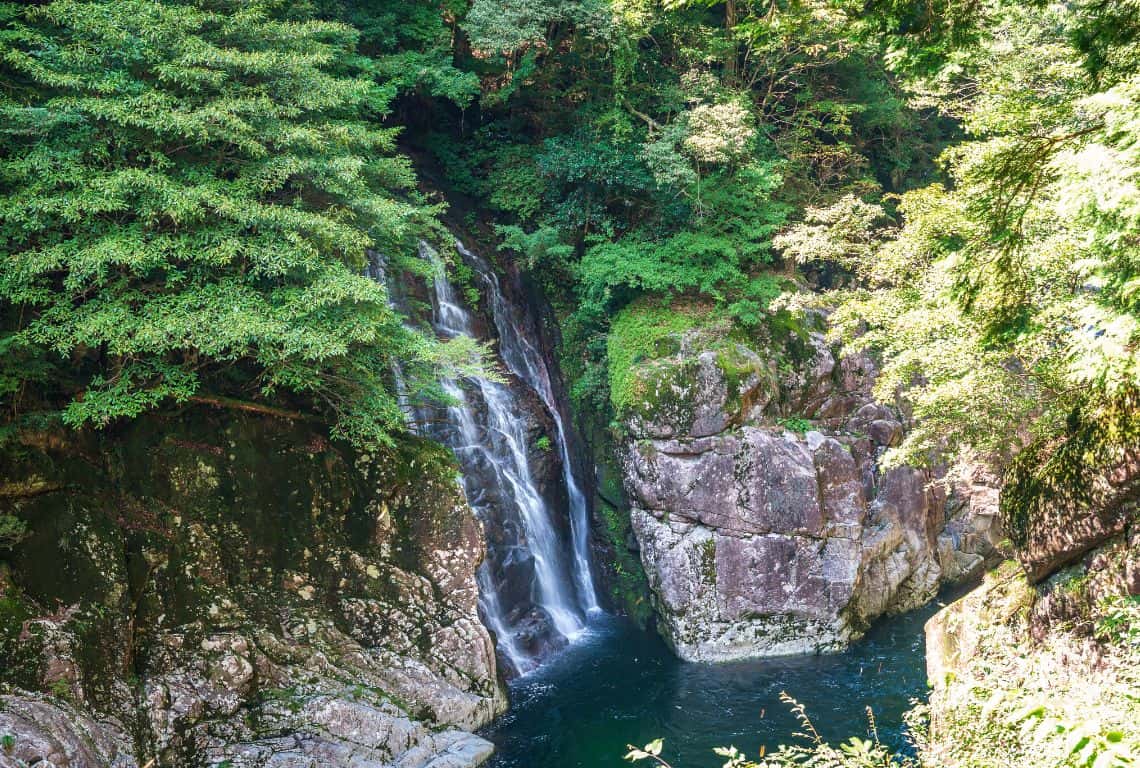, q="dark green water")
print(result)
[481,602,943,768]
